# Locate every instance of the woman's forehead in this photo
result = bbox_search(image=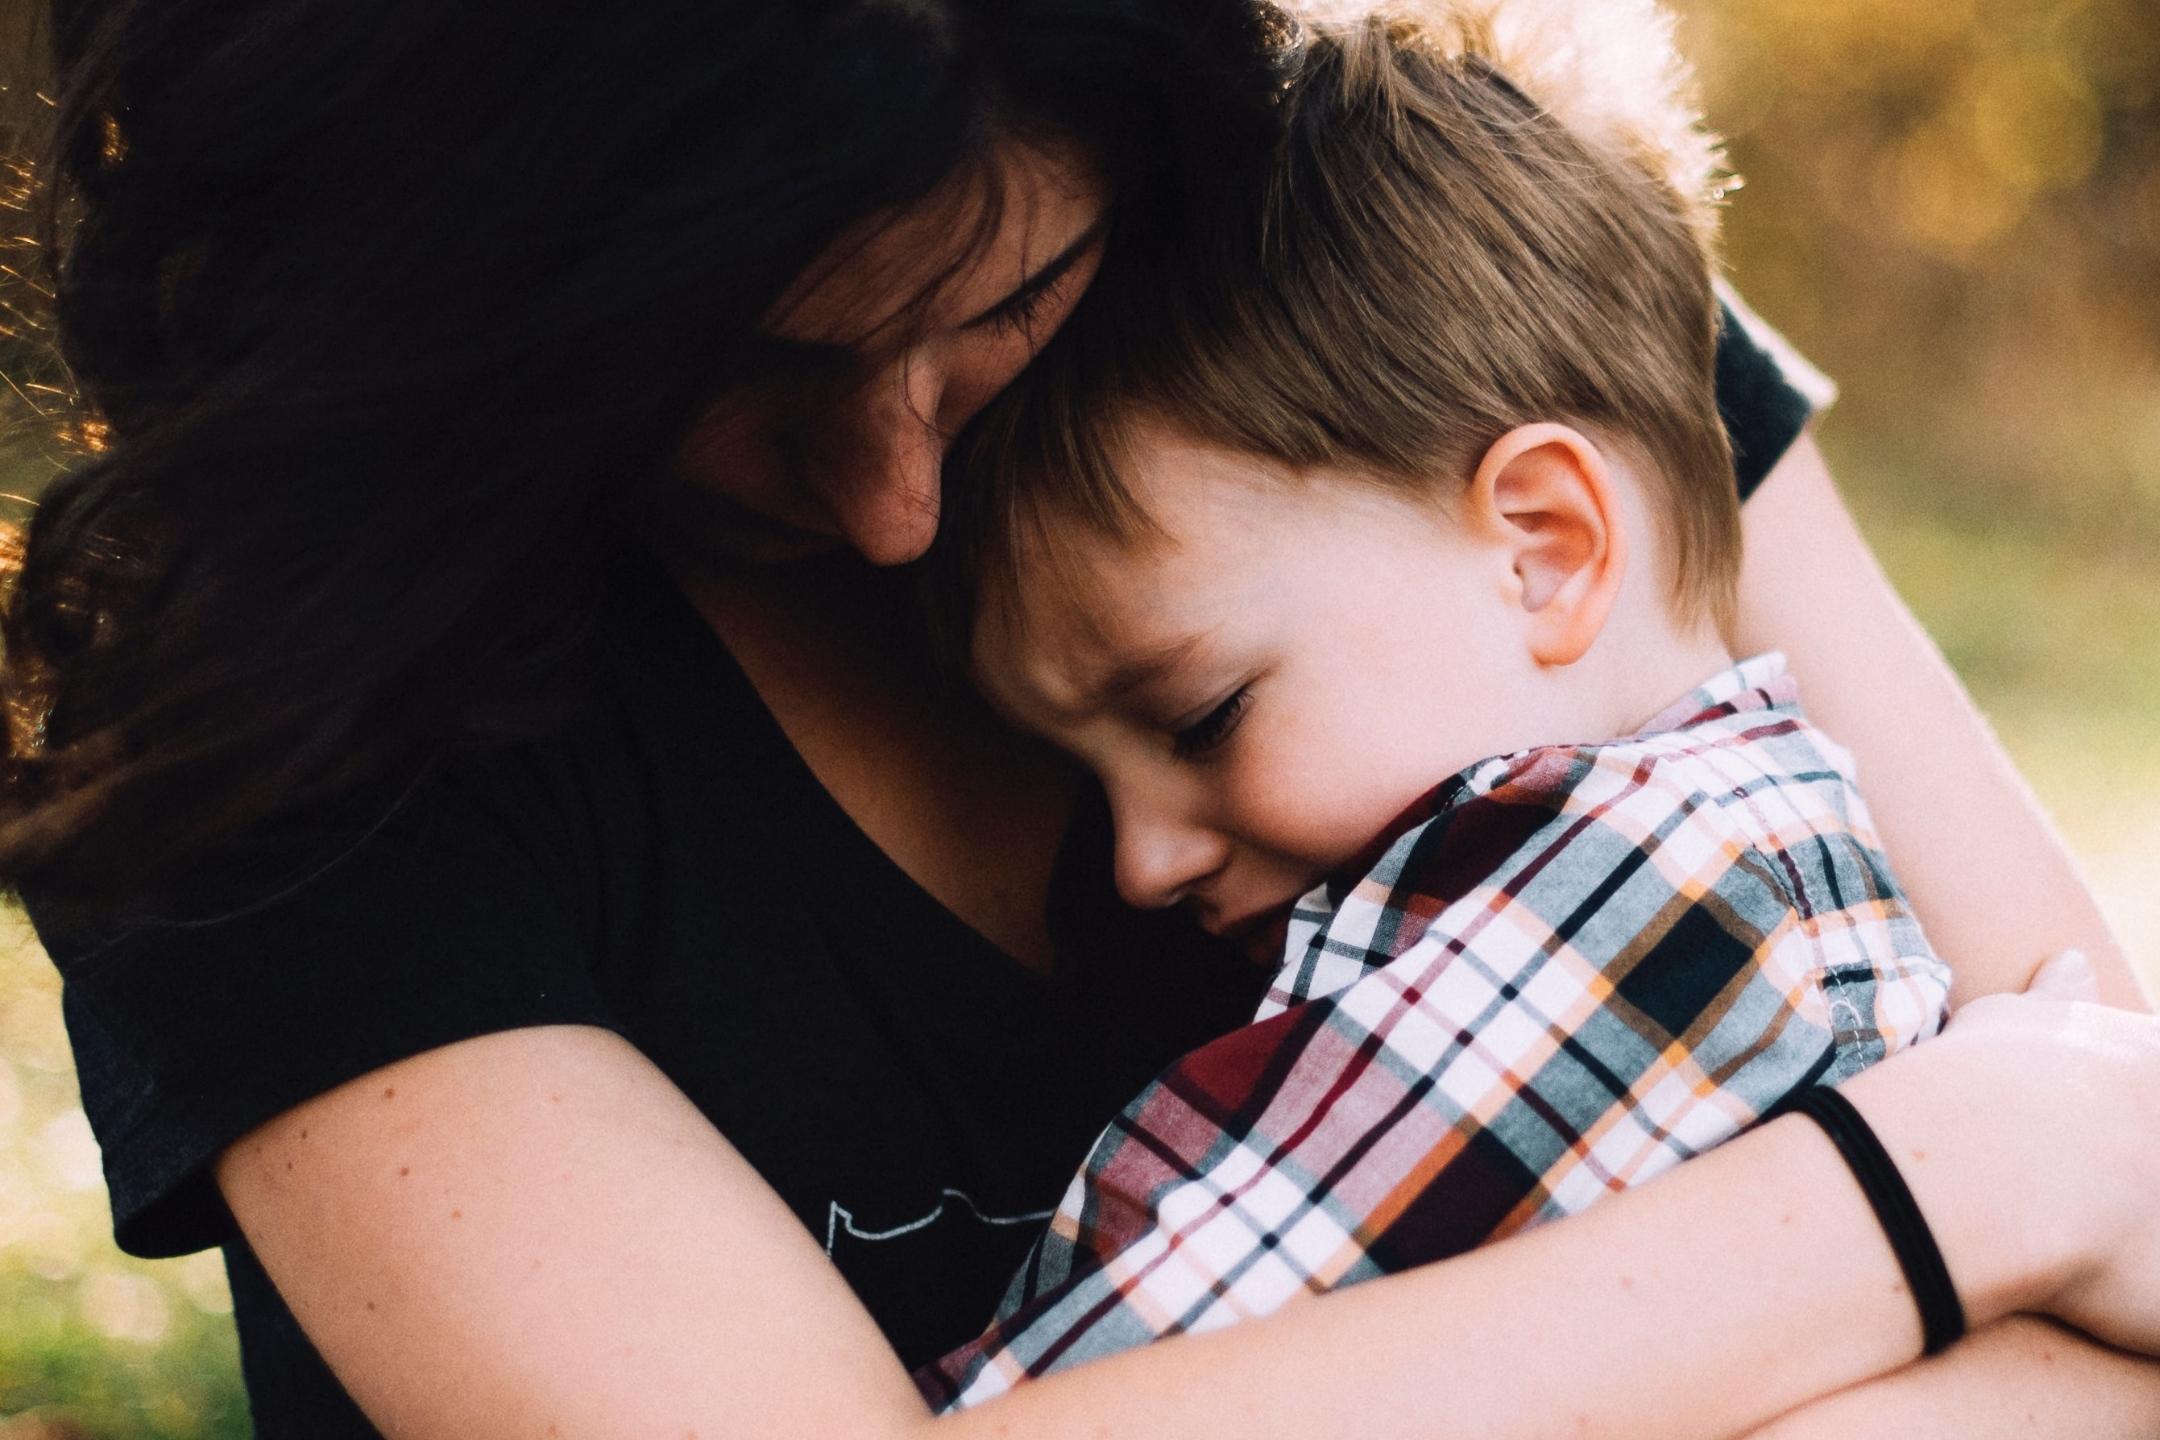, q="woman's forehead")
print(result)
[761,136,1106,354]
